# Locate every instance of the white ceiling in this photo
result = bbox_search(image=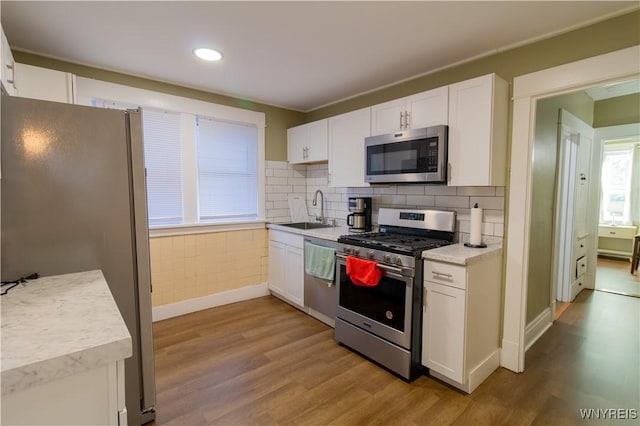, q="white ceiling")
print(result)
[1,1,638,112]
